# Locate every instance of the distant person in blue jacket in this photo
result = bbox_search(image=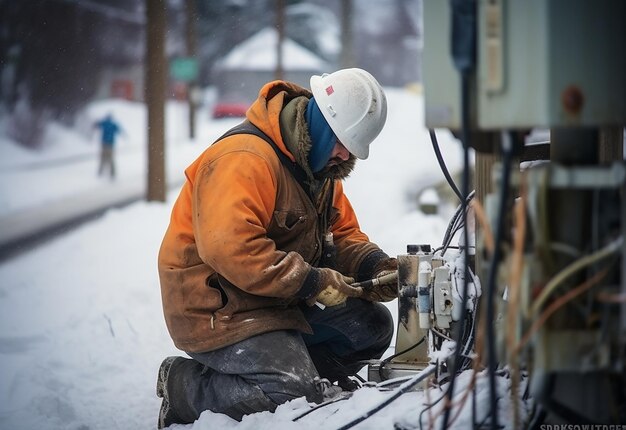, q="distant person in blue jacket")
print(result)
[94,113,123,179]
